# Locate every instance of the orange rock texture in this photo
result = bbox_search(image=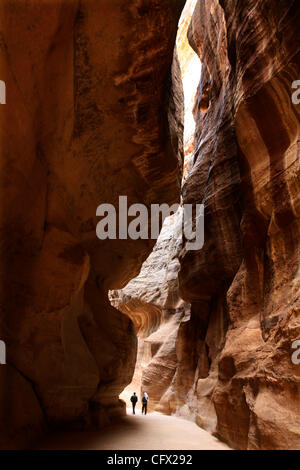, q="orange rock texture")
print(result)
[0,0,184,449]
[1,0,300,451]
[113,0,300,450]
[110,211,191,413]
[178,0,300,450]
